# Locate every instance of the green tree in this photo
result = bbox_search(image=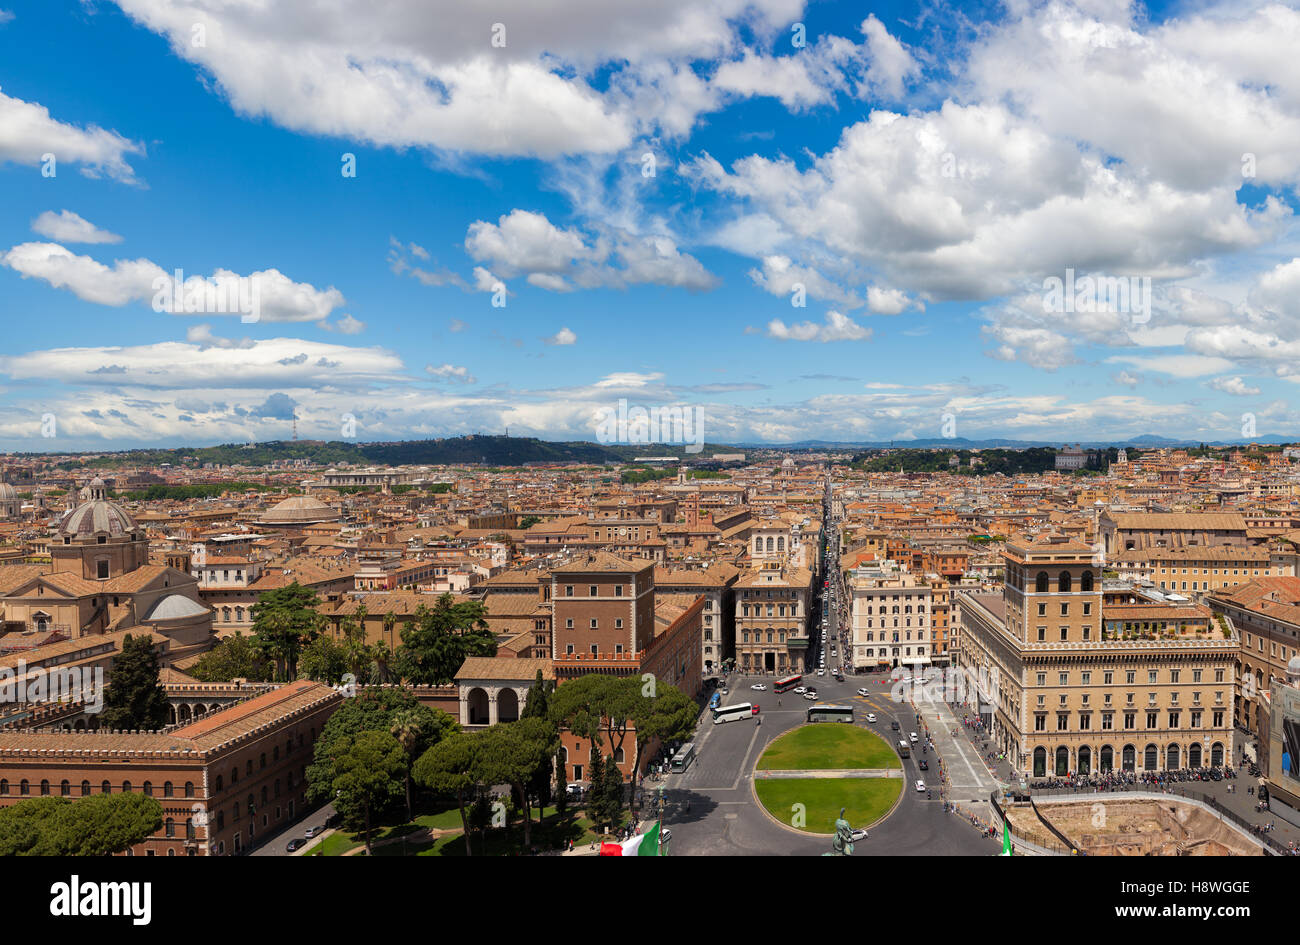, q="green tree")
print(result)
[330,730,406,855]
[189,633,272,683]
[250,582,324,680]
[306,687,457,823]
[389,708,424,822]
[297,635,349,684]
[100,634,169,731]
[0,793,162,856]
[628,681,697,809]
[597,755,625,831]
[394,593,496,685]
[414,732,482,856]
[478,717,558,848]
[520,669,553,719]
